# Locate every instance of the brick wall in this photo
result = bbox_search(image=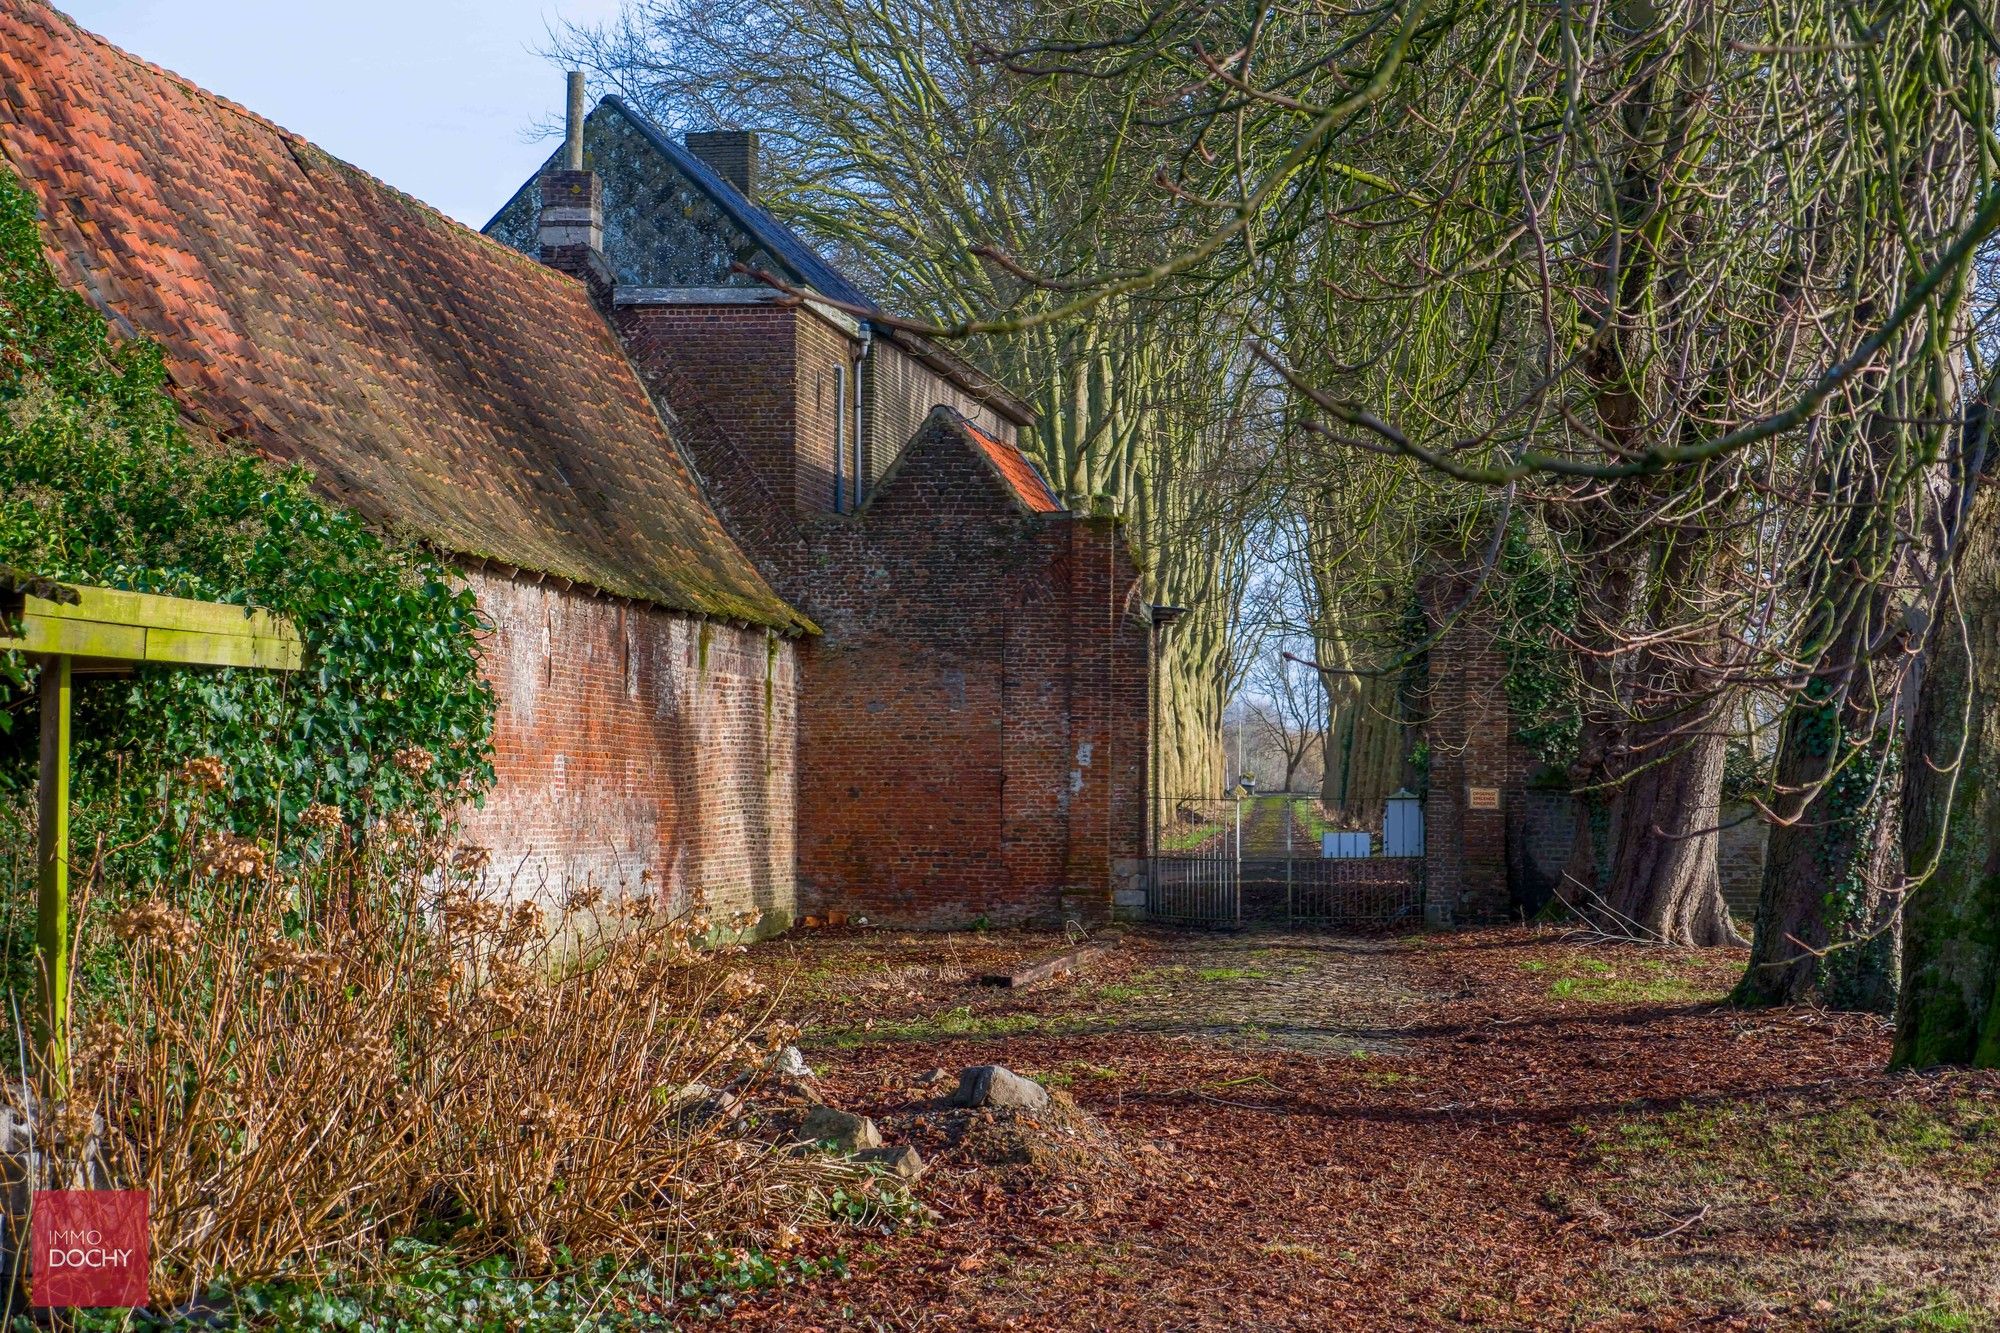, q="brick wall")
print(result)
[617,299,1148,929]
[614,301,860,515]
[1508,787,1581,916]
[794,306,852,510]
[454,567,799,927]
[1716,802,1768,920]
[782,415,1149,927]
